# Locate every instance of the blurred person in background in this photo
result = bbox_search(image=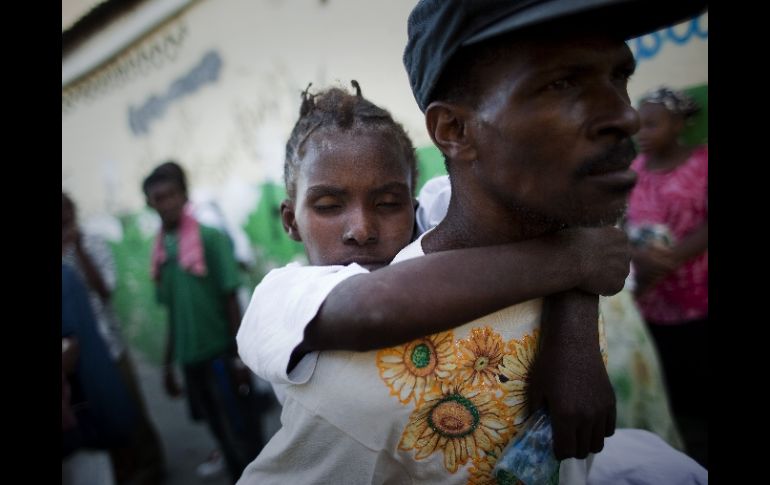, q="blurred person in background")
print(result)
[62,192,166,485]
[625,86,708,467]
[143,162,265,483]
[62,262,136,484]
